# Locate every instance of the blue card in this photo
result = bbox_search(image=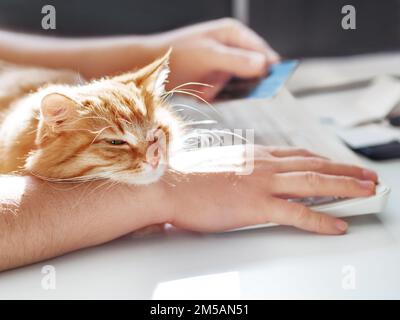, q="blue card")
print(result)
[216,60,298,101]
[248,60,298,99]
